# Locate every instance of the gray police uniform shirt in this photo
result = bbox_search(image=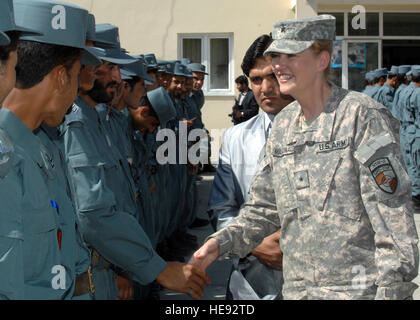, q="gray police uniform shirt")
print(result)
[35,124,92,299]
[362,86,374,97]
[376,83,395,111]
[60,96,167,287]
[208,111,283,300]
[408,86,420,196]
[391,83,407,121]
[370,84,381,99]
[210,83,419,300]
[192,90,205,110]
[131,130,157,245]
[0,108,66,300]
